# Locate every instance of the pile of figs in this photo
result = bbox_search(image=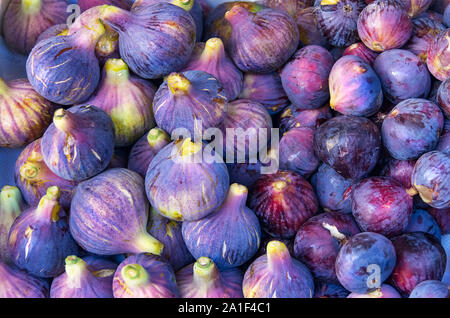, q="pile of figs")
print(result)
[0,0,449,299]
